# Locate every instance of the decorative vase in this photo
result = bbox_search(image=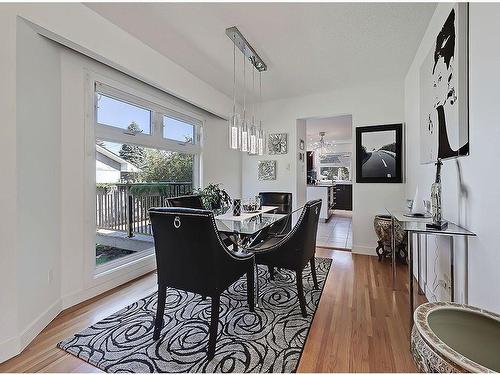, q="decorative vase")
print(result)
[428,158,447,230]
[373,214,407,262]
[431,159,442,223]
[233,199,241,216]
